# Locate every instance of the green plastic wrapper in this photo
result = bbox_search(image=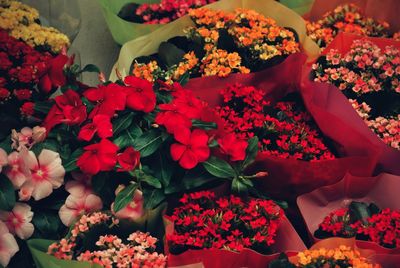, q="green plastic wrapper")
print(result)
[97,0,161,45]
[109,0,320,81]
[279,0,315,15]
